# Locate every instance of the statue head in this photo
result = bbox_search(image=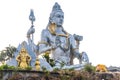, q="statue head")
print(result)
[49,2,64,26]
[20,48,27,55]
